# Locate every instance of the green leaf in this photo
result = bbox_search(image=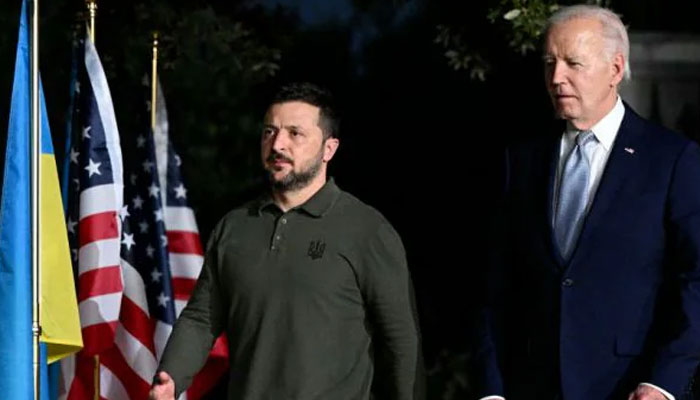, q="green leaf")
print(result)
[503,8,522,20]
